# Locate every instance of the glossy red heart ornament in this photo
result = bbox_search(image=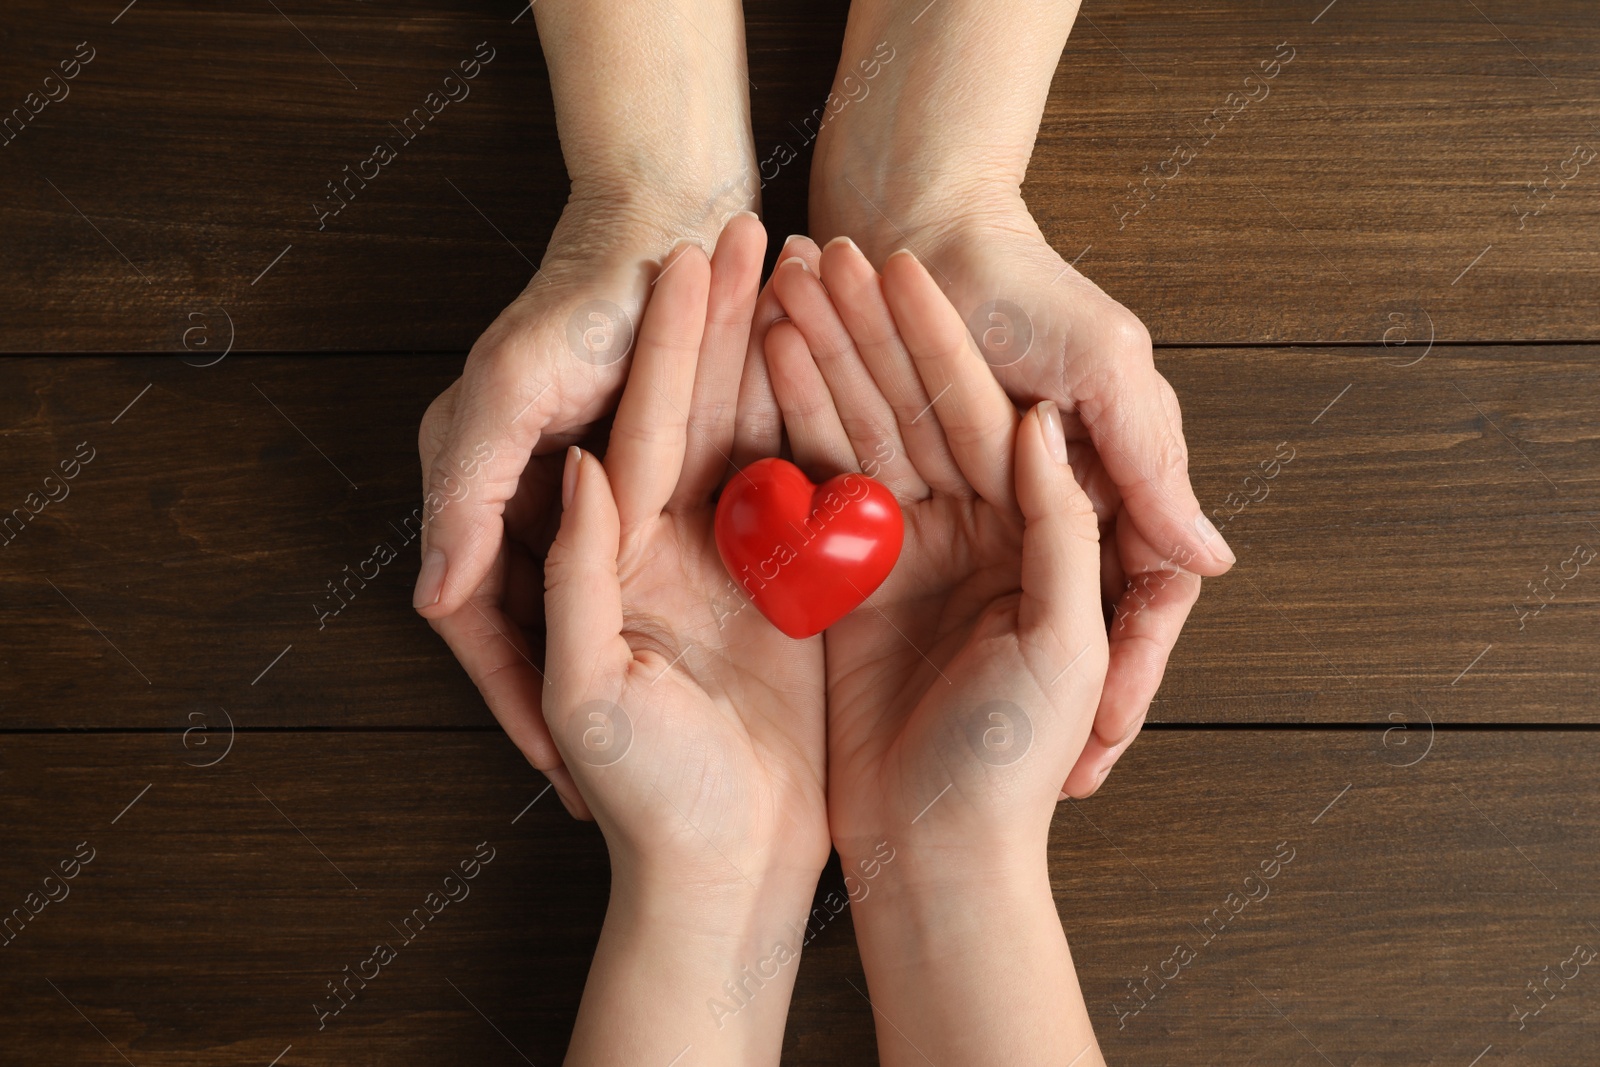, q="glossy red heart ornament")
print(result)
[714,458,904,639]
